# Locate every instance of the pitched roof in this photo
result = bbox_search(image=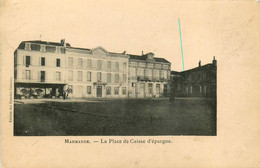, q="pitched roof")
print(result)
[128,54,170,63]
[20,40,71,47]
[179,63,215,74]
[171,71,181,75]
[67,46,91,51]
